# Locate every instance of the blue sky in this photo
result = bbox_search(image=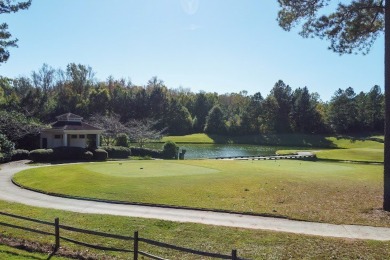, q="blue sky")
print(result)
[1,0,384,101]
